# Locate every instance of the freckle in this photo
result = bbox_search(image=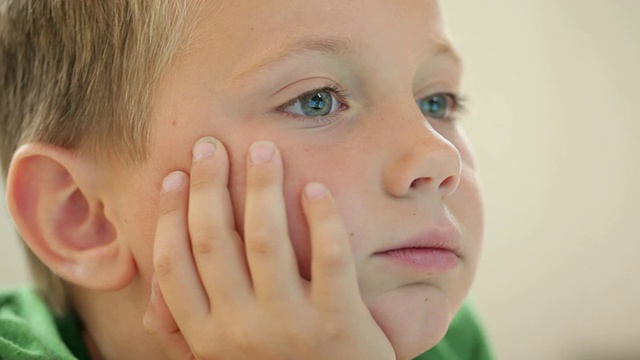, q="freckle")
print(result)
[350,232,354,237]
[413,213,416,216]
[425,298,429,302]
[172,120,176,126]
